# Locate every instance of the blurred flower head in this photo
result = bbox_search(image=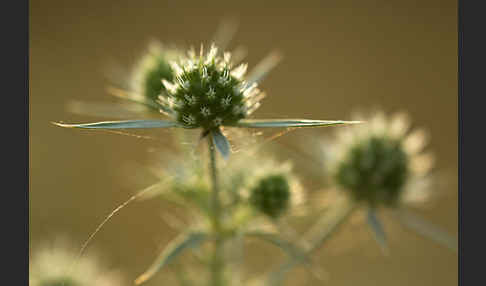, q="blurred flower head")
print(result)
[249,174,291,219]
[321,111,434,208]
[130,41,180,105]
[226,152,306,220]
[29,237,124,286]
[142,137,306,222]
